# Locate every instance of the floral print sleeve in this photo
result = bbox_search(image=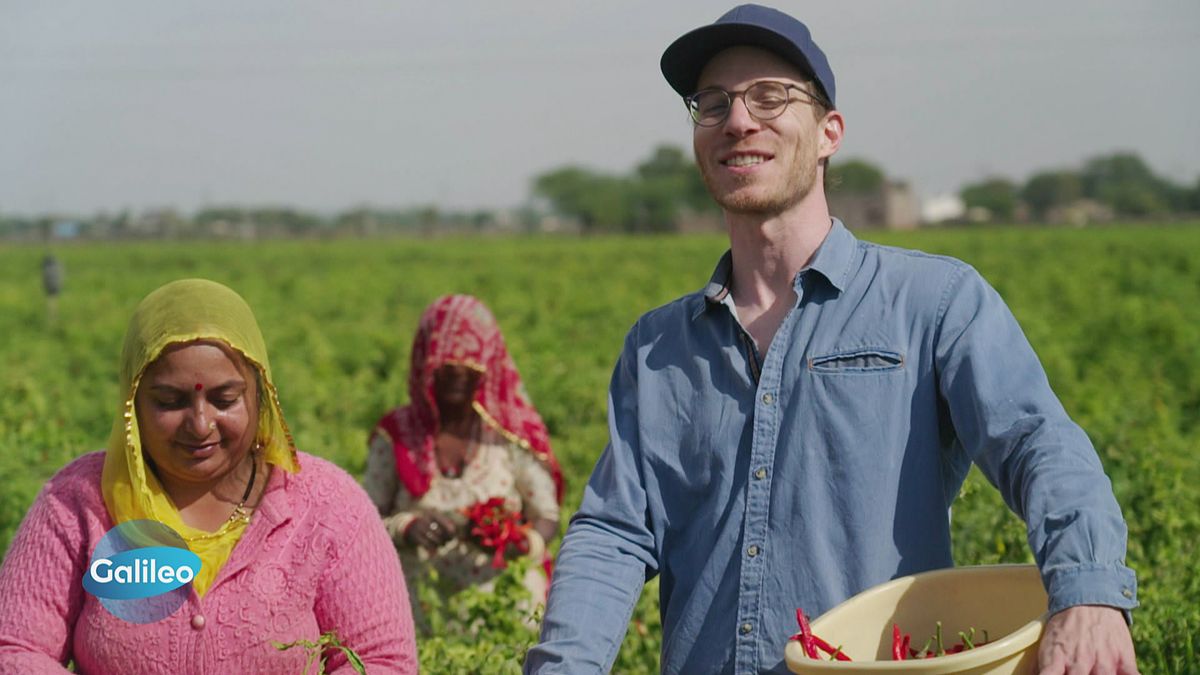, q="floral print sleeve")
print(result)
[511,445,560,524]
[364,432,418,543]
